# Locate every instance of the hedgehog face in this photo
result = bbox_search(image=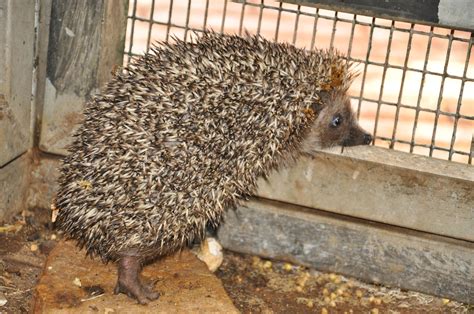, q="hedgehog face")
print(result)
[303,90,372,151]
